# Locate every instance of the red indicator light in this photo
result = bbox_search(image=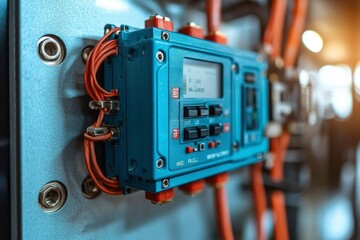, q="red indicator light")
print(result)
[224,123,230,133]
[172,129,180,140]
[208,141,216,149]
[186,146,195,153]
[171,88,180,99]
